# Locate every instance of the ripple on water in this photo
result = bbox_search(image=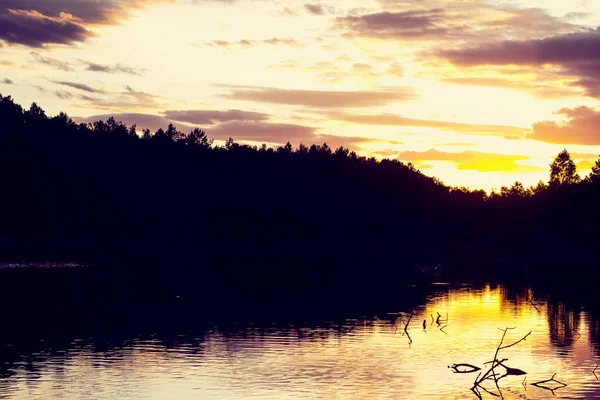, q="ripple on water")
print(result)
[0,284,600,399]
